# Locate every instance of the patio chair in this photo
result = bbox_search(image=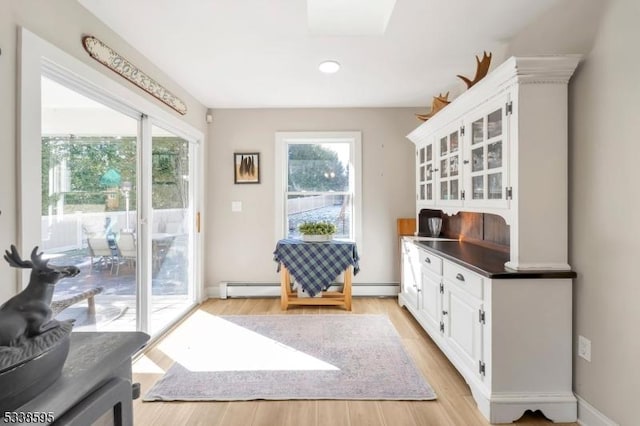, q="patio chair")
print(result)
[114,232,137,275]
[87,234,115,273]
